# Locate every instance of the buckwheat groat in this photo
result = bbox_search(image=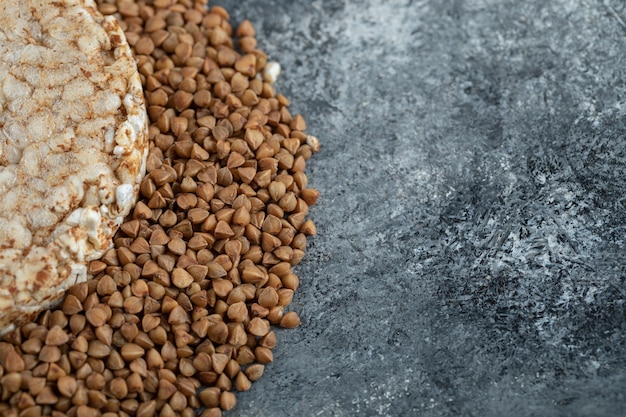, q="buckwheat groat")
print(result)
[0,0,148,333]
